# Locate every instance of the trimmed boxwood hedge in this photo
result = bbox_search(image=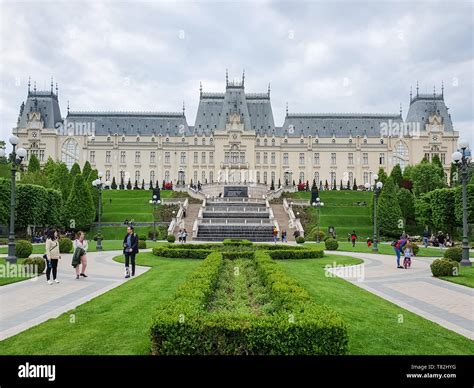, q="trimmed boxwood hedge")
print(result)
[16,240,33,258]
[268,249,324,260]
[430,258,459,277]
[443,247,463,262]
[23,256,46,274]
[325,238,339,251]
[221,251,255,260]
[150,250,348,355]
[59,237,73,253]
[138,240,147,249]
[222,239,253,246]
[152,247,210,259]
